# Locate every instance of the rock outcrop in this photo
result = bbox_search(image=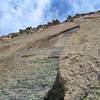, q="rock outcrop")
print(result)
[0,11,100,100]
[59,12,100,99]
